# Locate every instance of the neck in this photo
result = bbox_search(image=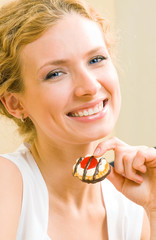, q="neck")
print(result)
[30,137,102,208]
